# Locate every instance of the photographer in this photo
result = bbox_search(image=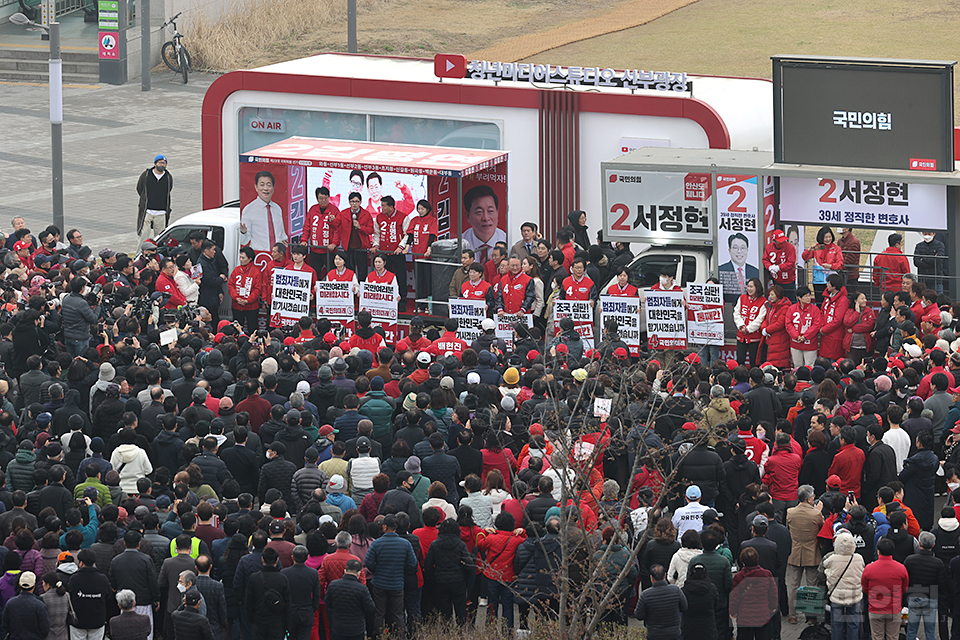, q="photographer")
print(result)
[61,278,101,358]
